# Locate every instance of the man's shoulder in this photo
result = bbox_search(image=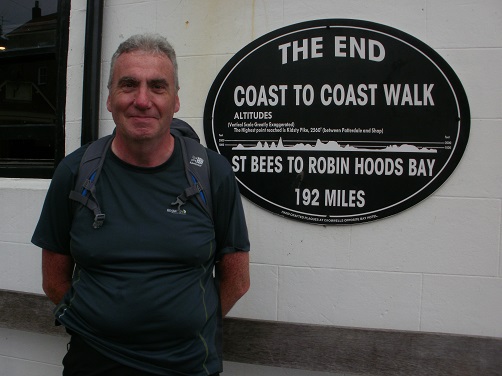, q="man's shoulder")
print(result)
[58,144,89,175]
[205,147,232,174]
[205,146,229,164]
